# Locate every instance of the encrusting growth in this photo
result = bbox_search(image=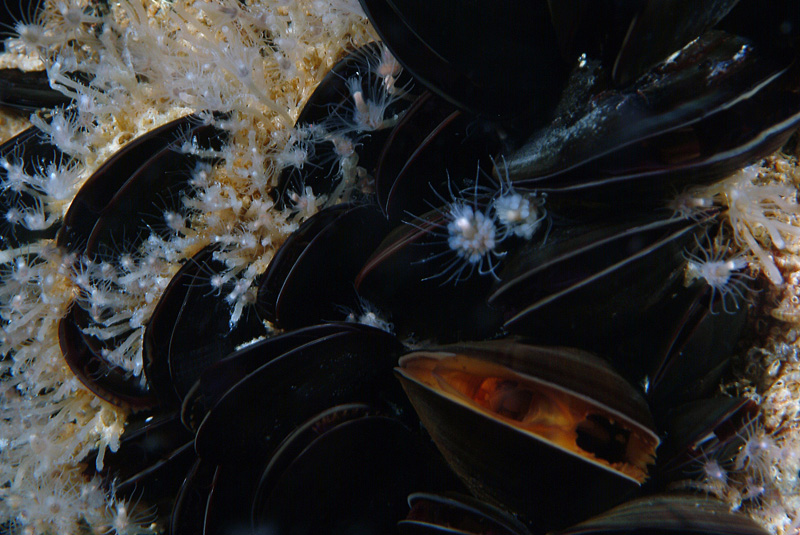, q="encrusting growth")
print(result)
[0,1,375,533]
[681,164,800,286]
